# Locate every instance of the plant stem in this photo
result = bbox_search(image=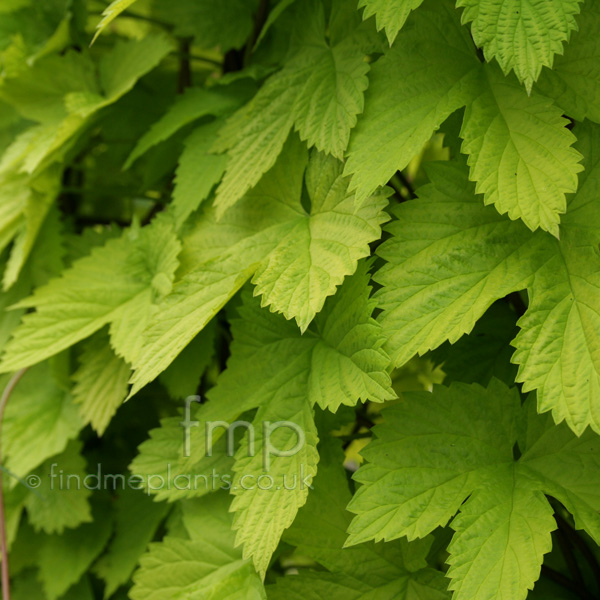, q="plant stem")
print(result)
[177,38,193,93]
[243,0,269,66]
[0,368,28,600]
[396,170,416,199]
